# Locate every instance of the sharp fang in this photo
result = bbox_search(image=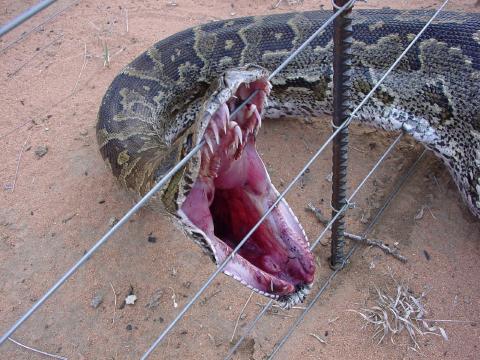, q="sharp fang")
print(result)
[270,279,274,293]
[211,122,220,144]
[205,135,214,154]
[228,120,238,129]
[222,113,228,134]
[246,104,256,118]
[255,107,262,129]
[235,125,242,145]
